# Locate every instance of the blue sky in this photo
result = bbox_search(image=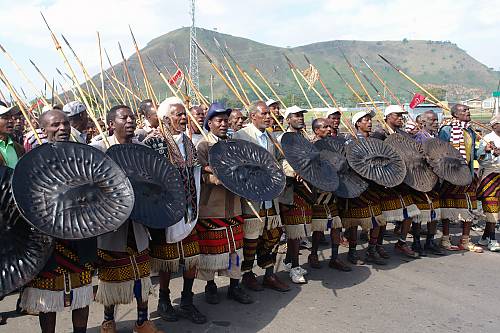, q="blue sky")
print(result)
[1,0,499,100]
